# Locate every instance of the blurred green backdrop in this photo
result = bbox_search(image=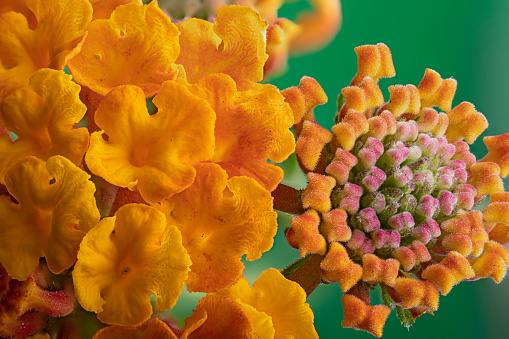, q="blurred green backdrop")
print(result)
[172,0,509,338]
